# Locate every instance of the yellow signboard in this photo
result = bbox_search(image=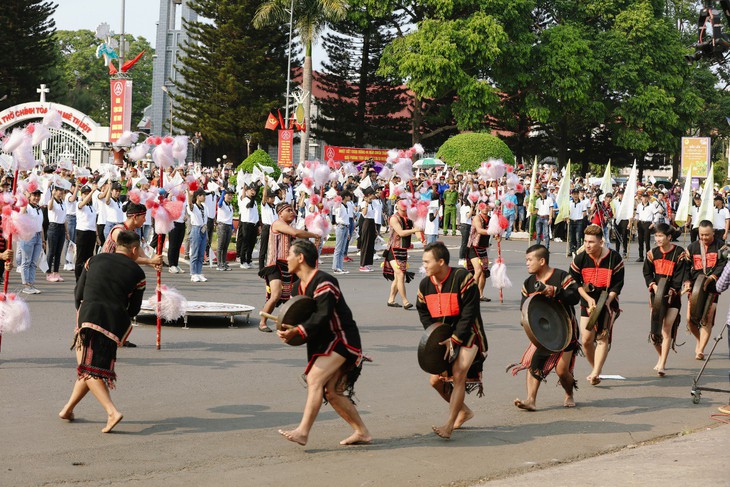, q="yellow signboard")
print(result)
[681,137,711,178]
